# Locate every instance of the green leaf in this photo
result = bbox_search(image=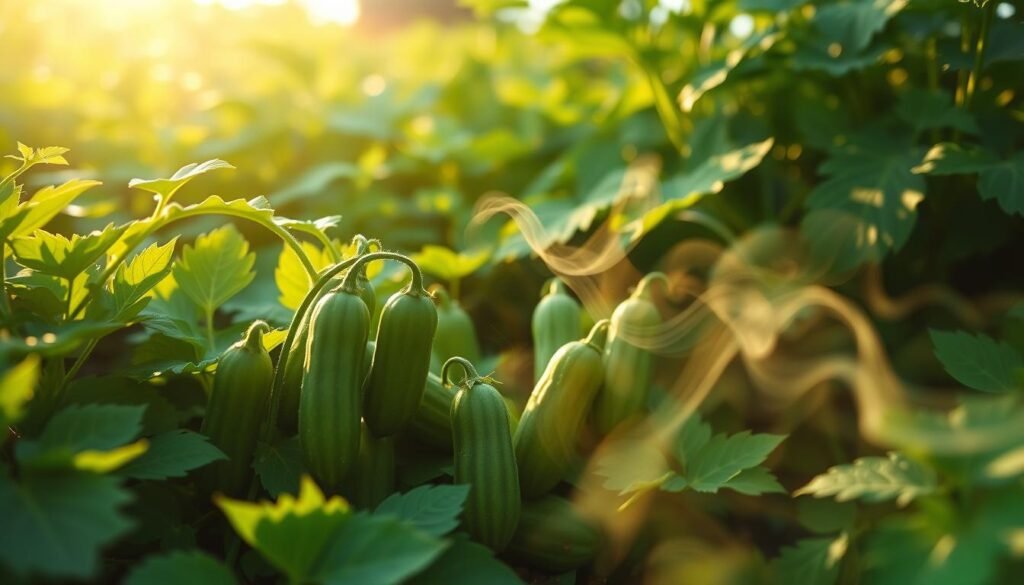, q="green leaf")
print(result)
[253,436,304,497]
[408,534,524,585]
[812,0,907,54]
[217,476,350,584]
[6,143,70,167]
[124,550,237,585]
[929,329,1023,393]
[721,466,786,495]
[803,136,925,269]
[313,514,447,585]
[275,241,334,311]
[772,534,848,585]
[11,224,128,280]
[120,430,227,480]
[0,472,134,579]
[894,90,978,135]
[795,452,937,505]
[34,403,145,453]
[913,144,1024,217]
[796,498,857,534]
[172,225,256,317]
[129,159,234,207]
[0,179,103,239]
[672,414,713,466]
[679,31,780,113]
[0,355,40,428]
[977,153,1024,217]
[374,484,470,537]
[411,245,490,283]
[110,238,179,319]
[683,430,786,493]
